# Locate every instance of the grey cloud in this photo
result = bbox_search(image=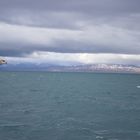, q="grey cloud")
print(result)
[0,43,33,57]
[0,38,140,57]
[47,39,137,54]
[0,18,140,57]
[0,0,140,66]
[1,0,140,14]
[0,0,140,30]
[0,11,83,30]
[0,0,140,20]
